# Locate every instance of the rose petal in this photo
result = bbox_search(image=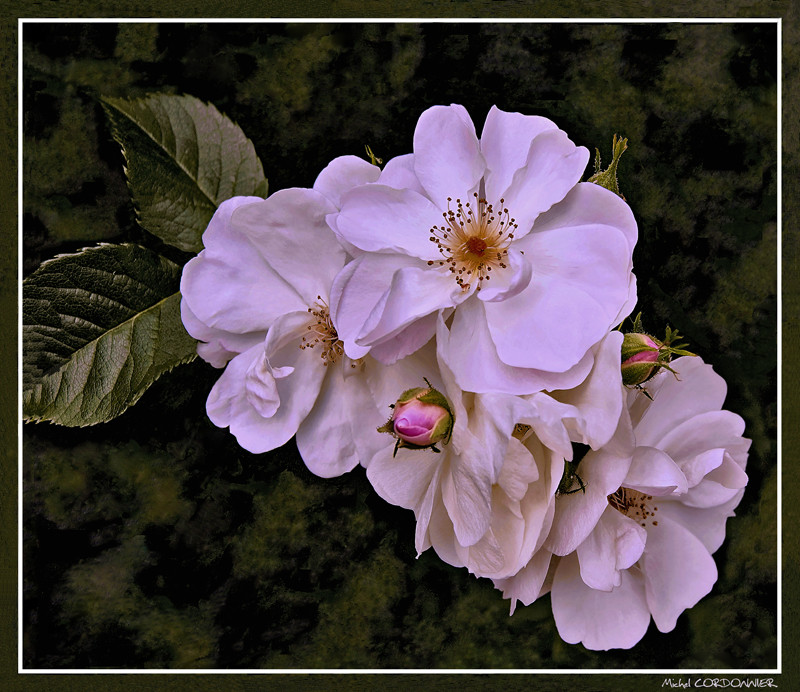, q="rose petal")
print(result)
[551,552,651,651]
[413,104,484,206]
[313,154,381,208]
[481,106,558,203]
[641,515,718,633]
